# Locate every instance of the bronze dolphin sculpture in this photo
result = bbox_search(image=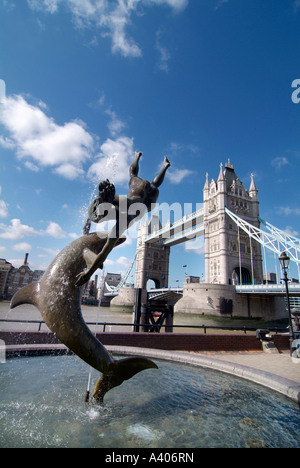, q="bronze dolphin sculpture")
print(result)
[10,232,158,402]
